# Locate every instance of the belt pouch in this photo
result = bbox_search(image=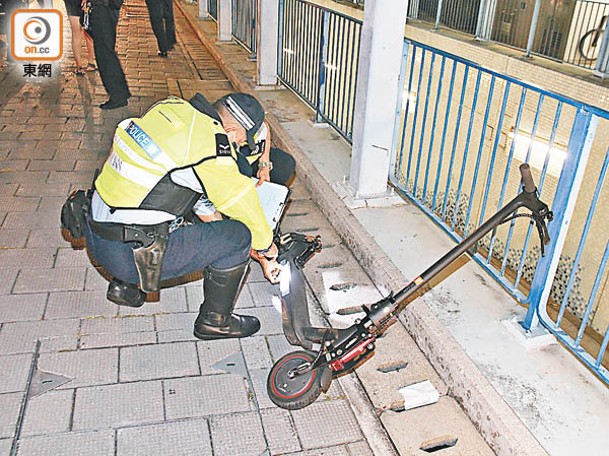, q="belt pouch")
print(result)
[132,224,169,293]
